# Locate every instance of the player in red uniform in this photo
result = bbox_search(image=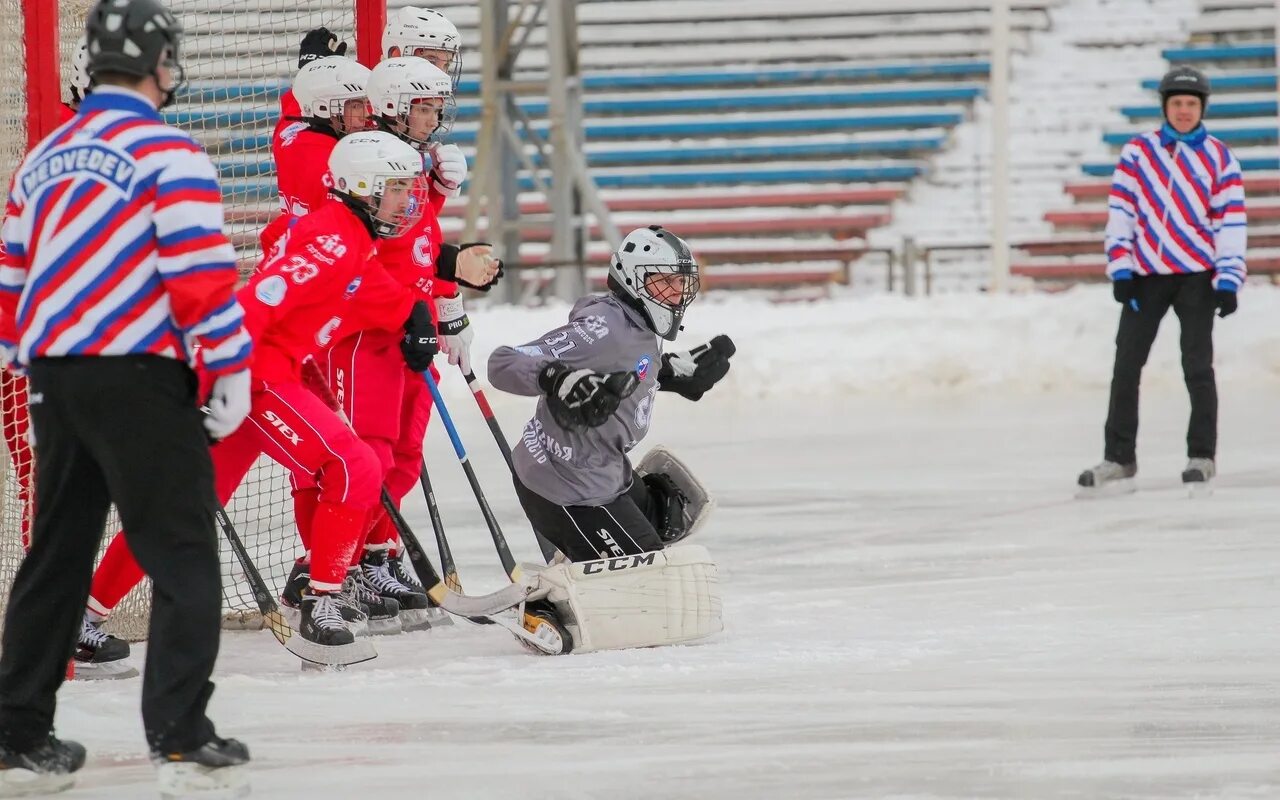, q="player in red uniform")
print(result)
[84,132,437,666]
